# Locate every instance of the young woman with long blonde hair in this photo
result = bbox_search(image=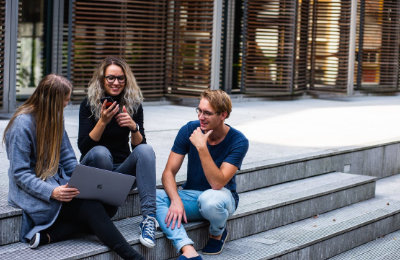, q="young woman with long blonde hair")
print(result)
[78,57,157,248]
